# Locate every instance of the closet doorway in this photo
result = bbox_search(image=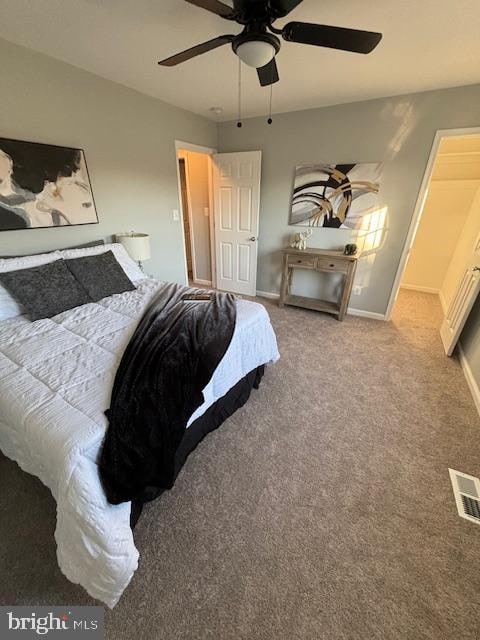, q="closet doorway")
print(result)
[387,128,480,355]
